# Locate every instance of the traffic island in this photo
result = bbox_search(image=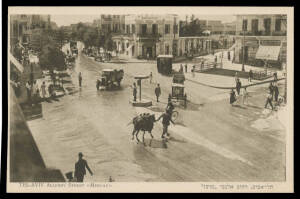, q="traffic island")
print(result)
[130,74,152,107]
[130,99,152,107]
